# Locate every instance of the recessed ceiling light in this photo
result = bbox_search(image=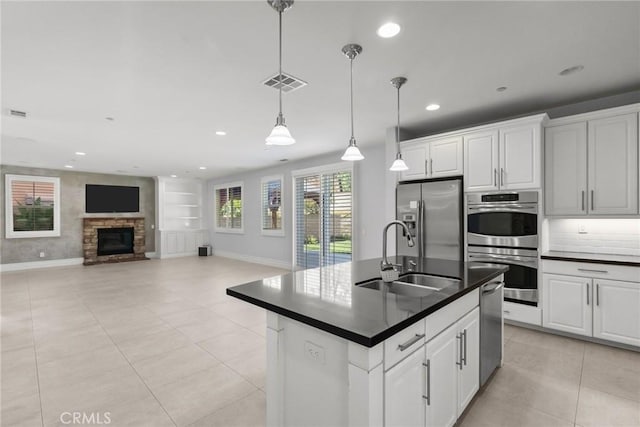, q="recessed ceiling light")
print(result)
[426,104,440,111]
[279,158,289,162]
[75,151,86,156]
[105,117,115,121]
[377,22,401,38]
[215,131,226,136]
[559,65,584,76]
[170,174,177,178]
[64,165,74,169]
[496,86,508,92]
[199,166,207,170]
